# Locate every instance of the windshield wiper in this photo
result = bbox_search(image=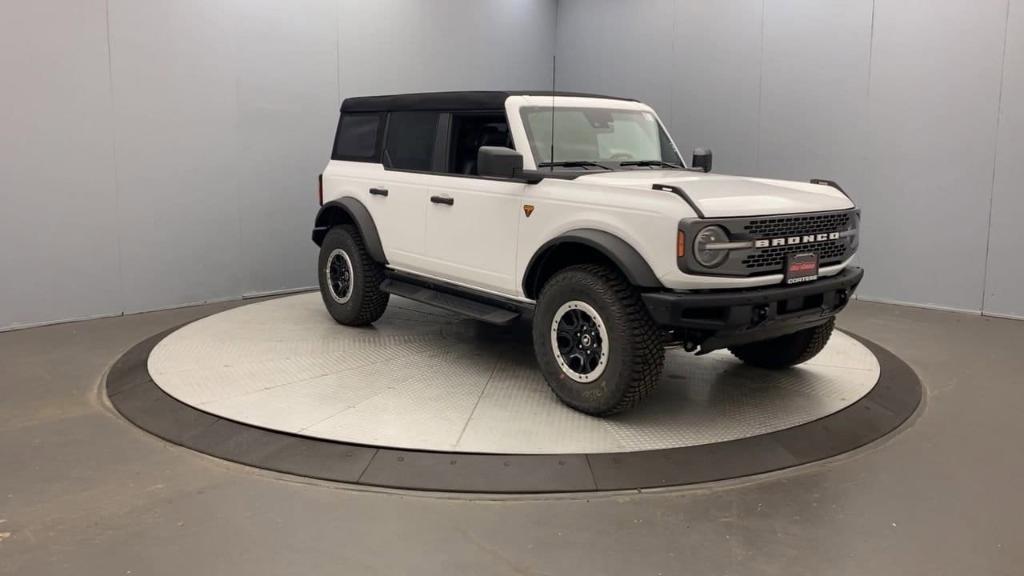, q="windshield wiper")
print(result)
[537,160,613,171]
[618,160,684,169]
